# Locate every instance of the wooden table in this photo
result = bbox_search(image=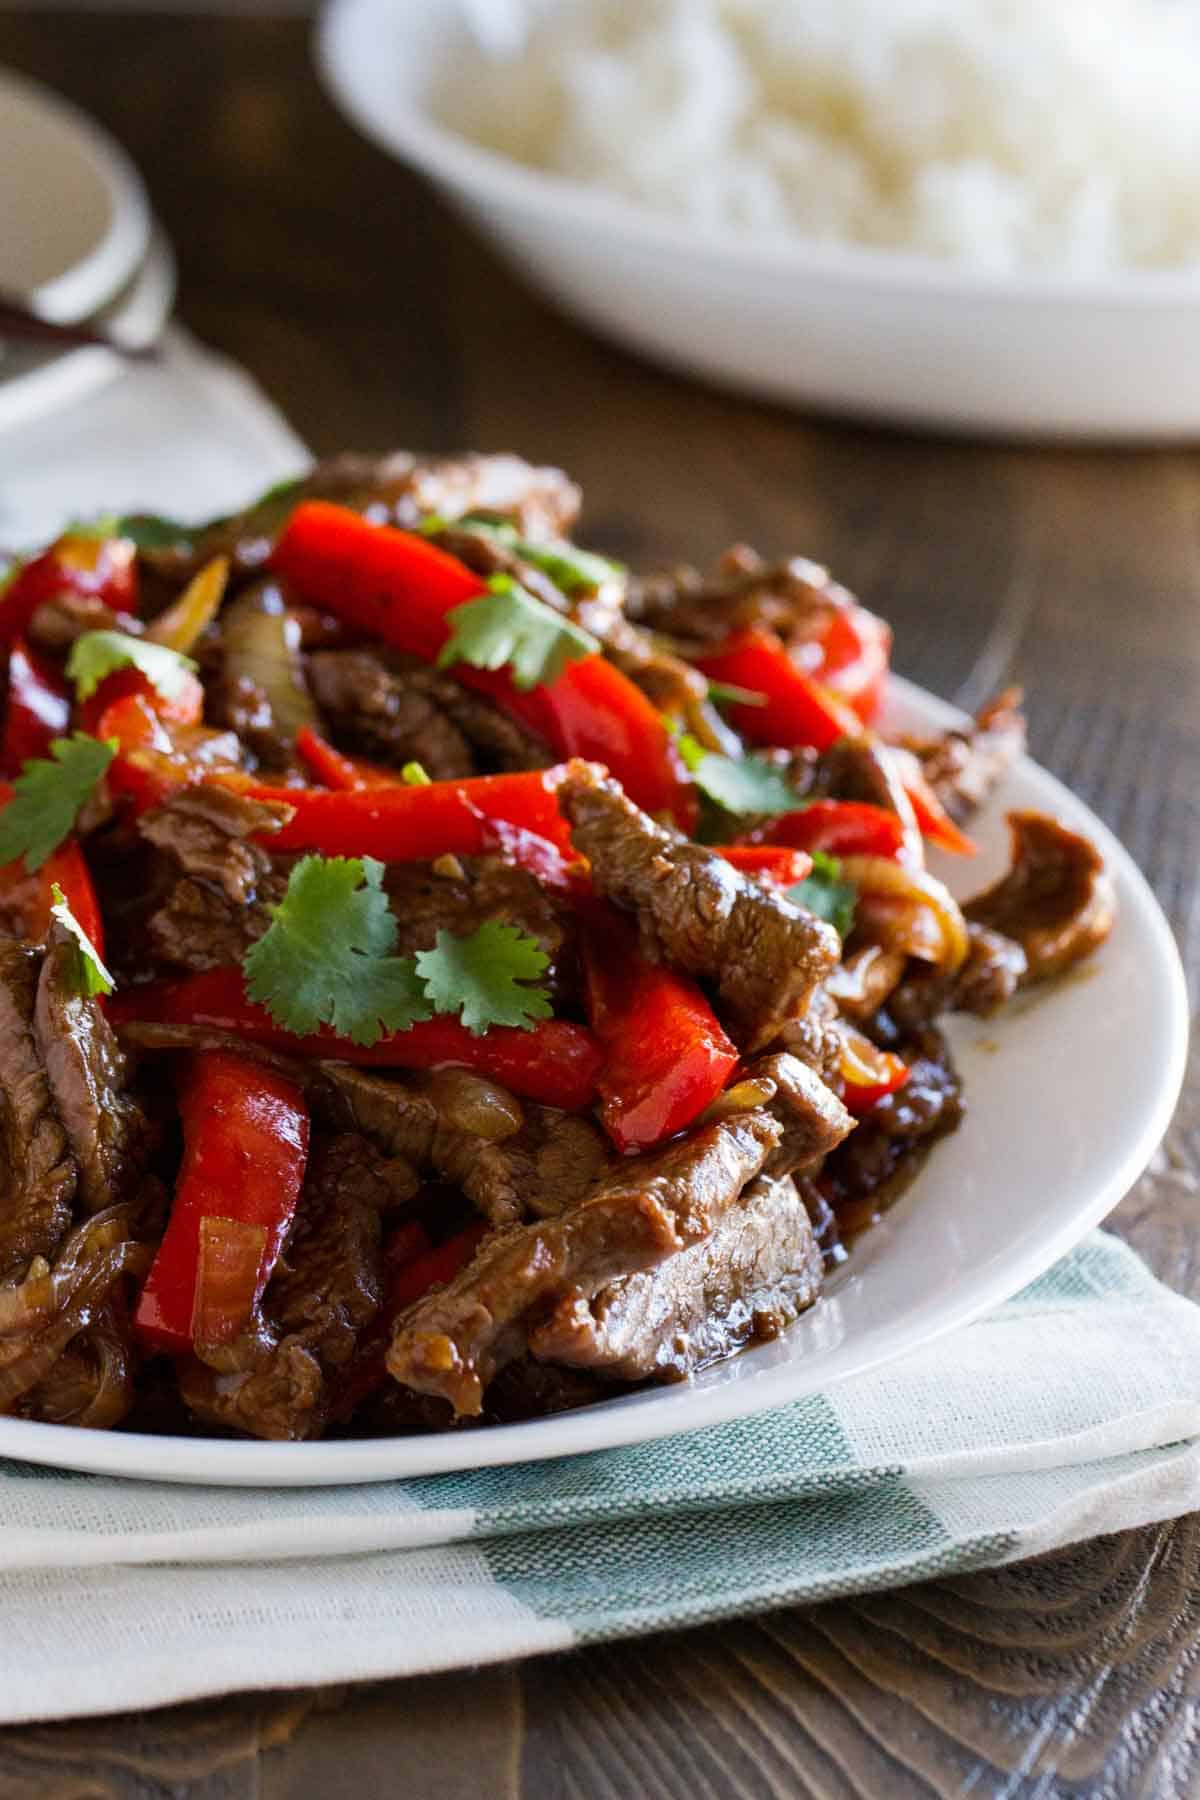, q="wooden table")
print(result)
[1,15,1197,1796]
